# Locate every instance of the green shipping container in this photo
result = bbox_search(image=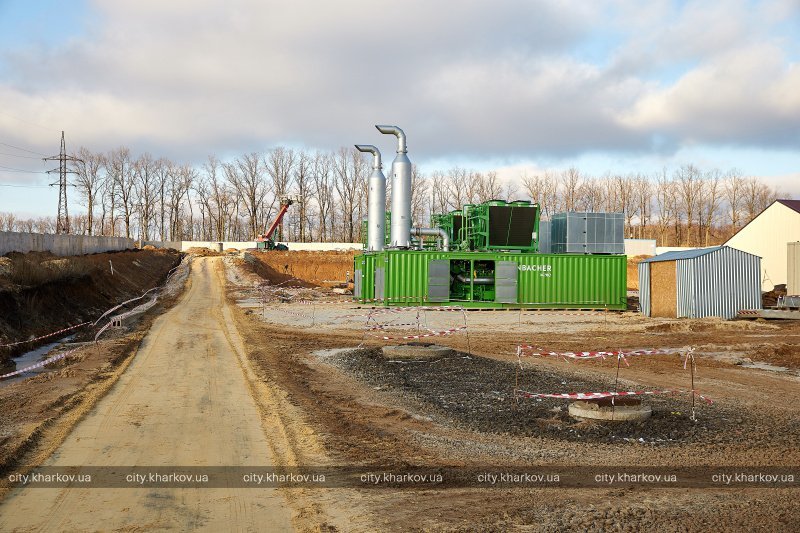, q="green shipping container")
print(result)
[354,250,627,310]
